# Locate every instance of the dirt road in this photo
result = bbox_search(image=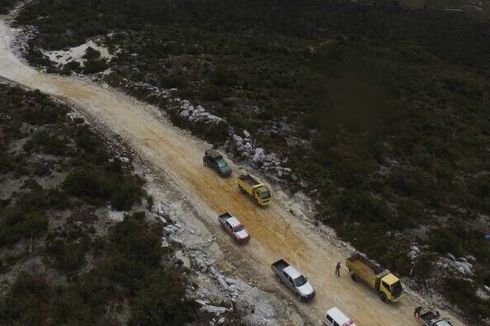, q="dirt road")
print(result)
[0,18,466,326]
